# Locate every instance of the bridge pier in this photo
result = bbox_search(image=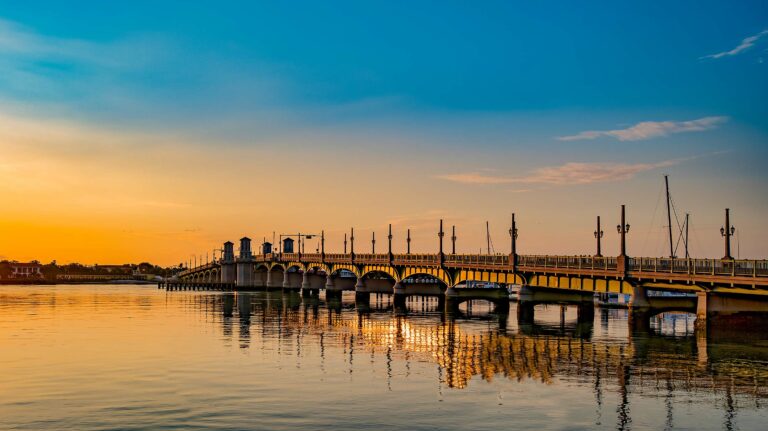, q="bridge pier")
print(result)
[354,276,370,303]
[517,301,535,325]
[354,276,367,292]
[236,260,255,289]
[696,292,768,334]
[325,274,342,301]
[355,291,370,308]
[300,272,314,297]
[221,264,235,285]
[628,285,652,333]
[577,302,594,323]
[392,281,406,308]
